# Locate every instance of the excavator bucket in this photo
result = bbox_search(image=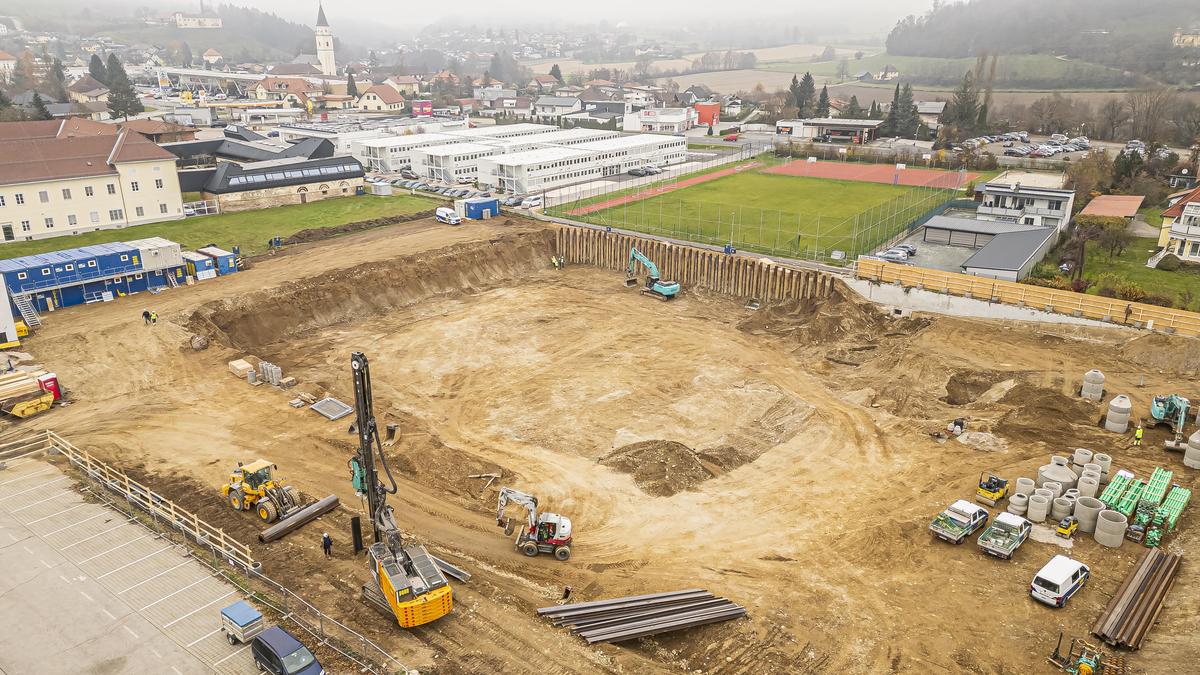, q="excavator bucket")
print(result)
[624,275,639,288]
[503,517,516,536]
[383,423,399,447]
